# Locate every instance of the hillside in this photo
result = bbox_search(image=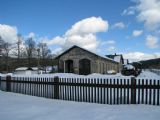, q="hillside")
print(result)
[140,58,160,69]
[0,57,58,73]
